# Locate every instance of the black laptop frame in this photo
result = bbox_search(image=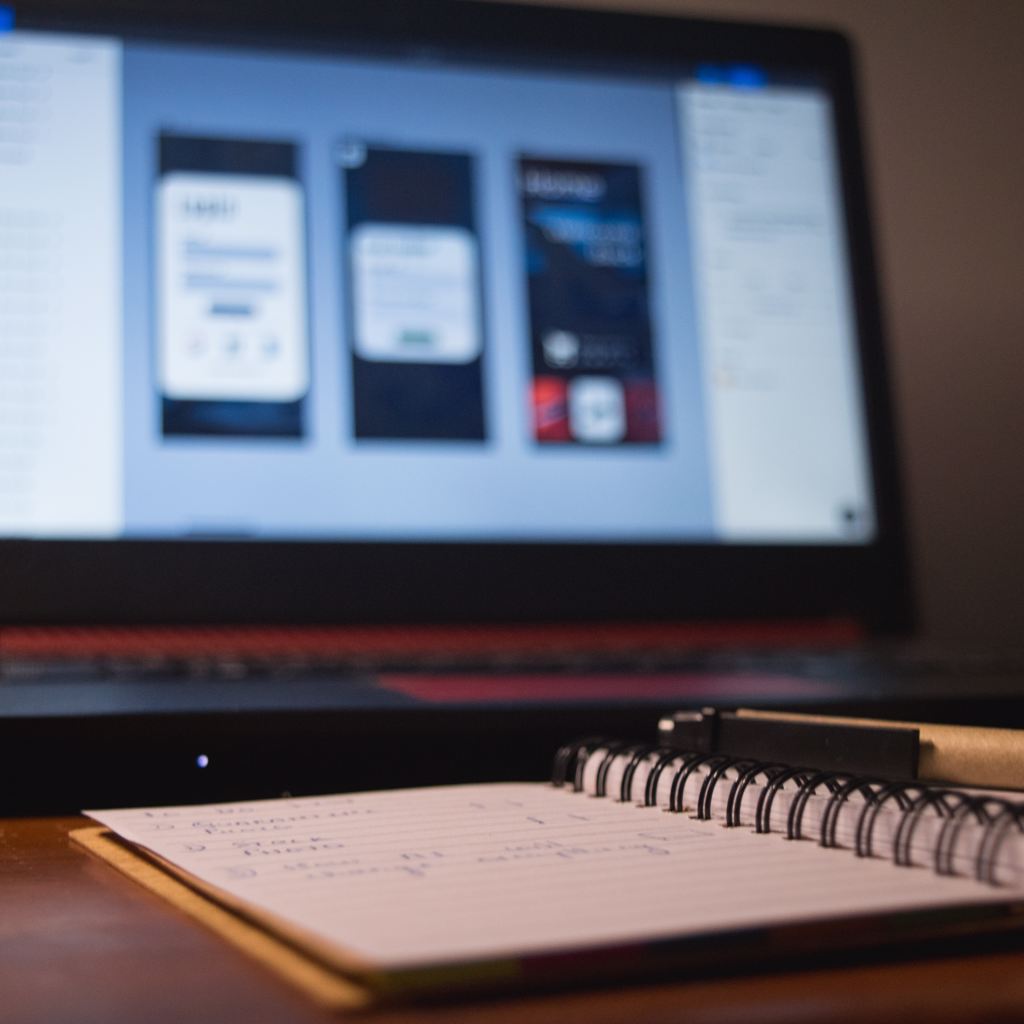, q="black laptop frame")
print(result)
[0,0,912,632]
